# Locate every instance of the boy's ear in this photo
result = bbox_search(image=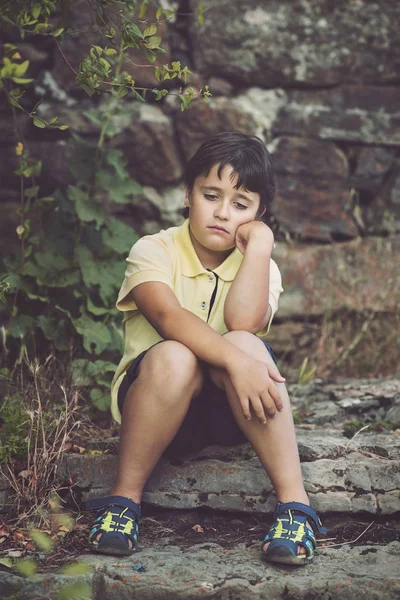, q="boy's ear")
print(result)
[184,187,191,208]
[257,207,266,221]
